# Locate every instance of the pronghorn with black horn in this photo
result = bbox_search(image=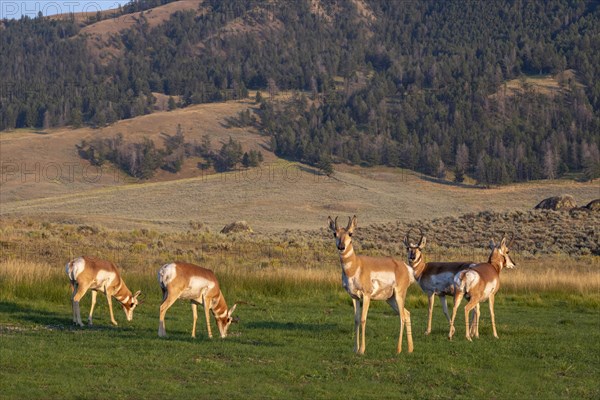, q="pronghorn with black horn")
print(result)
[403,228,474,335]
[65,256,142,326]
[157,262,238,339]
[448,234,516,341]
[328,215,414,355]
